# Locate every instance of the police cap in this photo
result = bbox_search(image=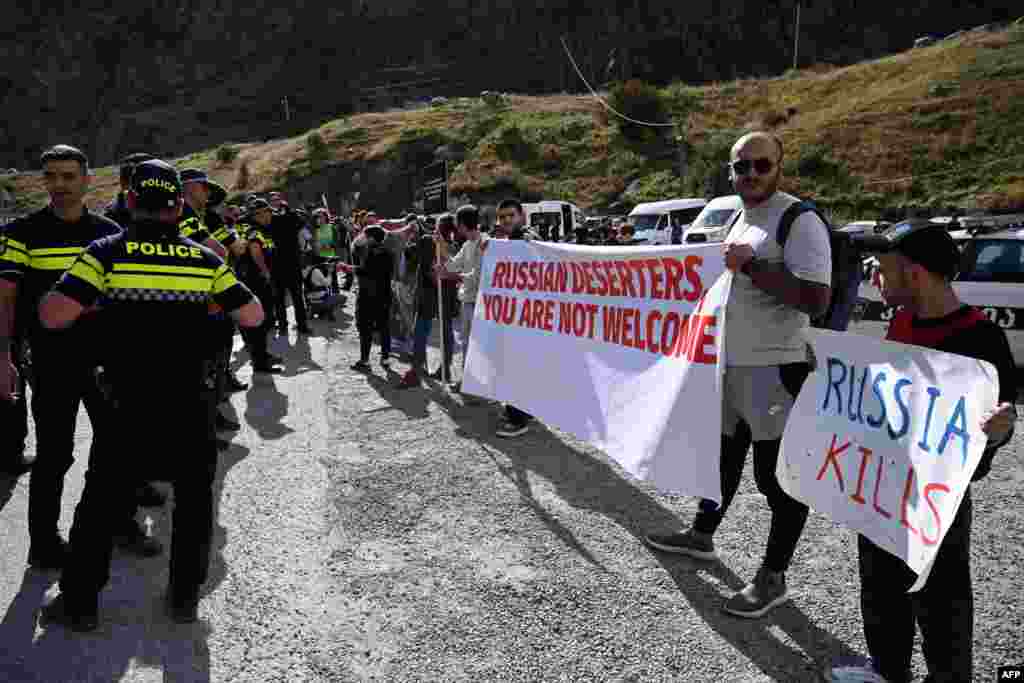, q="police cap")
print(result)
[130,160,182,210]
